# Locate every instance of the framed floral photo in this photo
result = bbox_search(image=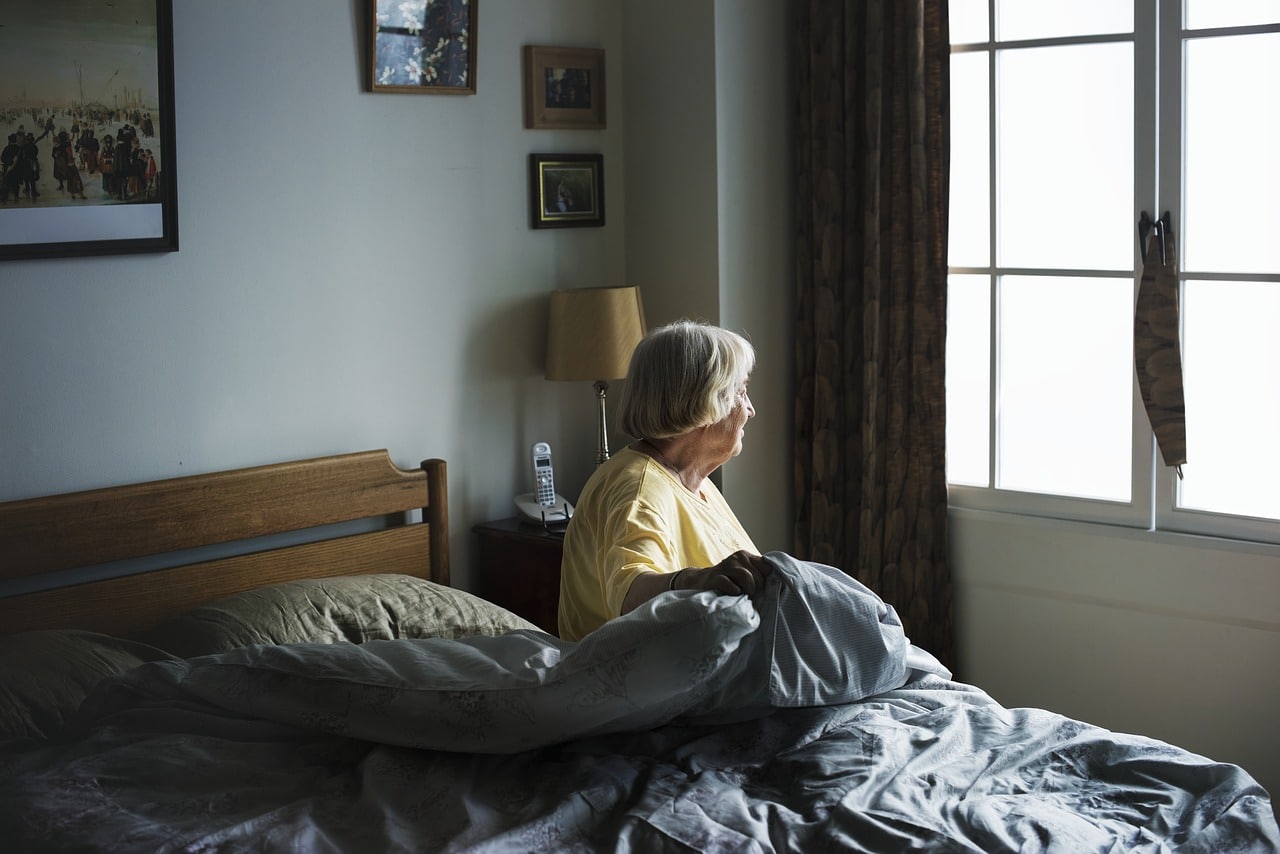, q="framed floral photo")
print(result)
[529,153,604,229]
[0,0,178,261]
[523,46,605,129]
[371,0,476,94]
